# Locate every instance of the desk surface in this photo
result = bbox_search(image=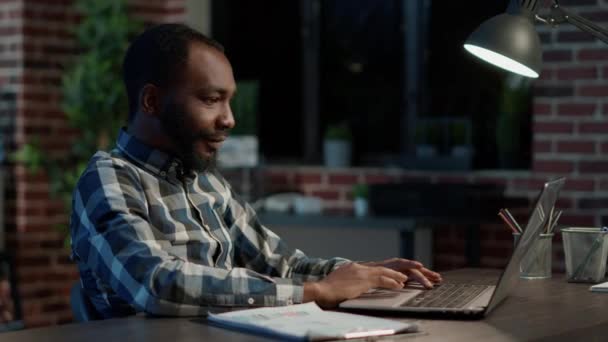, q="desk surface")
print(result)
[4,268,608,342]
